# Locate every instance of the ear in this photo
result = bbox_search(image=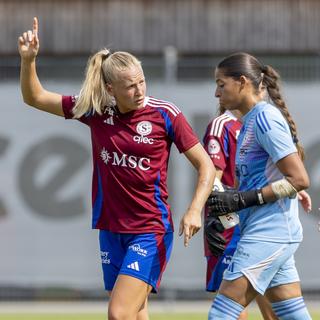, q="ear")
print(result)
[239,75,247,90]
[106,83,113,96]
